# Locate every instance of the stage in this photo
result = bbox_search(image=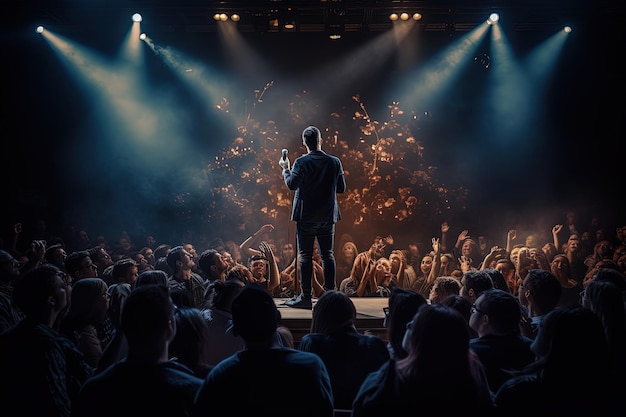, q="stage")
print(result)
[274,297,389,346]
